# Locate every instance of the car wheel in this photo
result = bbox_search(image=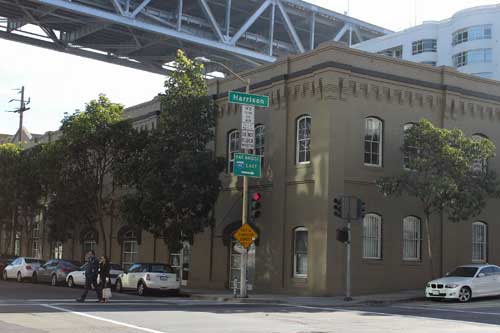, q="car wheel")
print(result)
[16,272,22,283]
[51,275,57,286]
[116,279,123,293]
[2,271,7,281]
[137,281,147,296]
[32,273,38,284]
[67,276,74,288]
[458,287,472,303]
